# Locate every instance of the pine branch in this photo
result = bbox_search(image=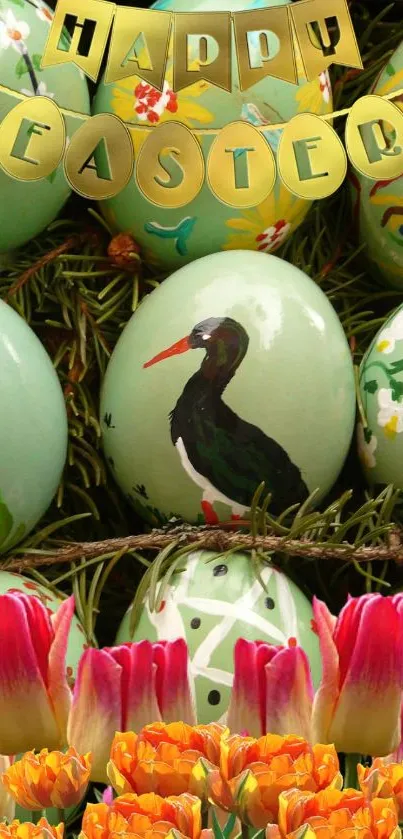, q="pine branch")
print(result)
[3,524,403,573]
